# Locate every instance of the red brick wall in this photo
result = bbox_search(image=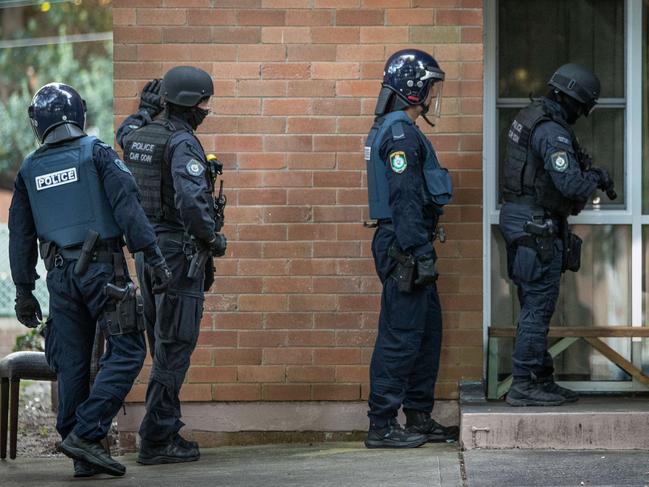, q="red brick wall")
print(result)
[114,0,483,405]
